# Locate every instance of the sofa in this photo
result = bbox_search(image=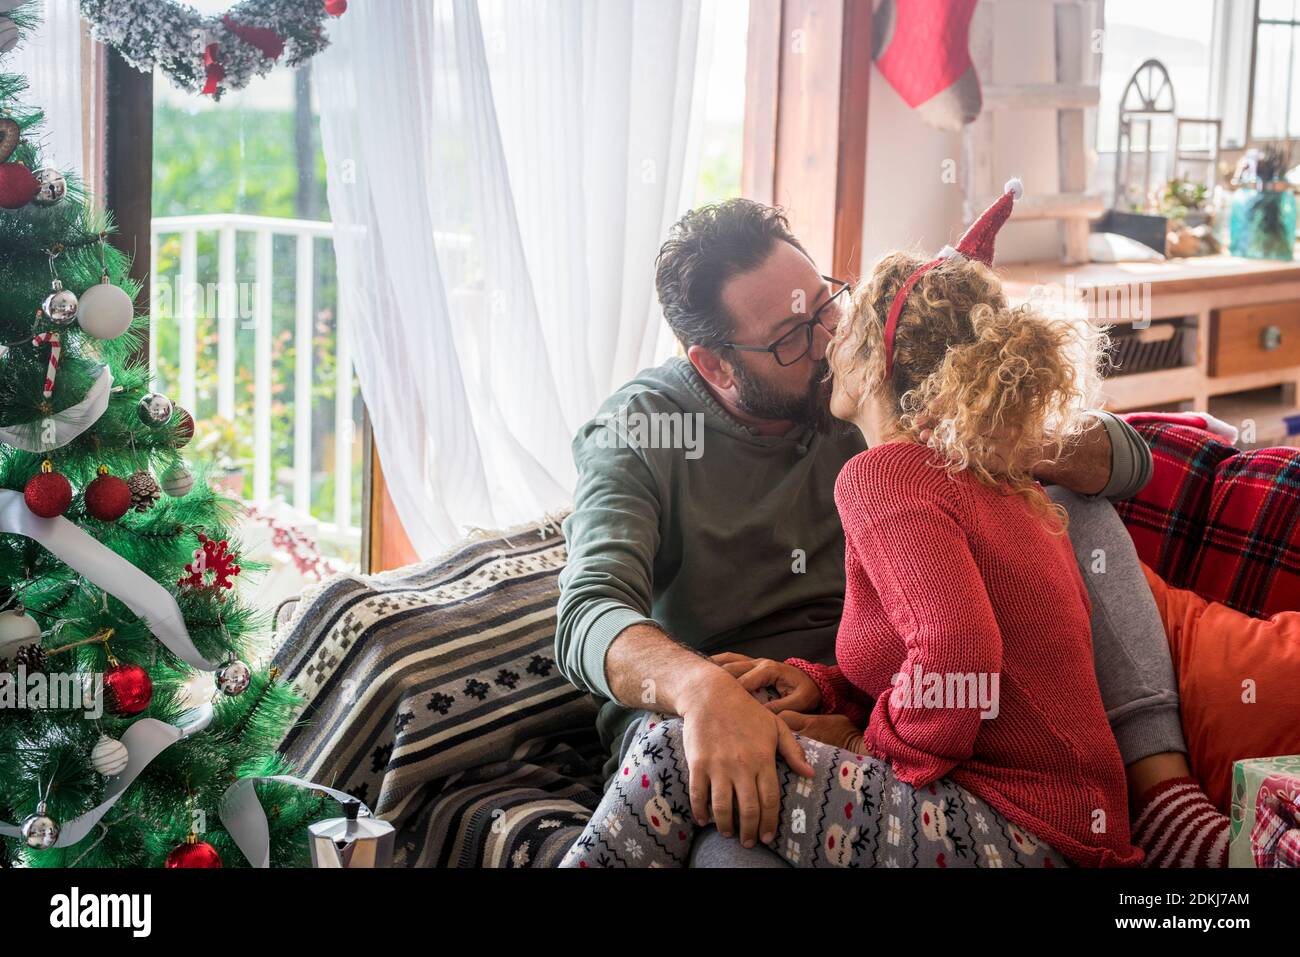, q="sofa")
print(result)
[270,423,1300,866]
